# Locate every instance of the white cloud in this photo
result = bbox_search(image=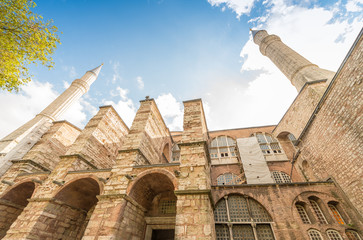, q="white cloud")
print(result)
[346,0,363,12]
[204,0,363,130]
[136,76,144,90]
[103,87,137,127]
[155,93,183,131]
[208,0,256,17]
[0,81,57,138]
[111,61,122,84]
[0,79,100,139]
